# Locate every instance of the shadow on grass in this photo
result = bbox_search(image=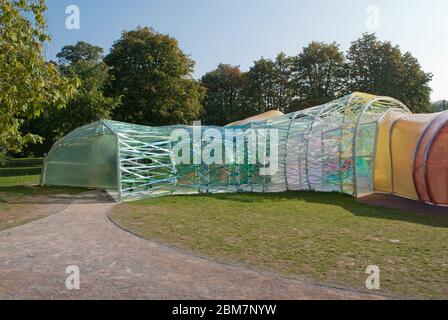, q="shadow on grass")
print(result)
[185,191,448,229]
